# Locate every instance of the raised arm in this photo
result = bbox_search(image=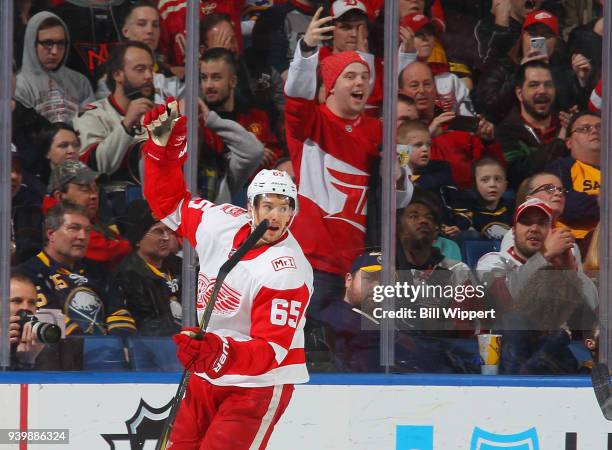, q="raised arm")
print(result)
[142,99,214,247]
[284,7,334,99]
